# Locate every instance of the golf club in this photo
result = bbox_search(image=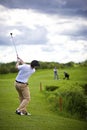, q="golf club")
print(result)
[10,33,18,57]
